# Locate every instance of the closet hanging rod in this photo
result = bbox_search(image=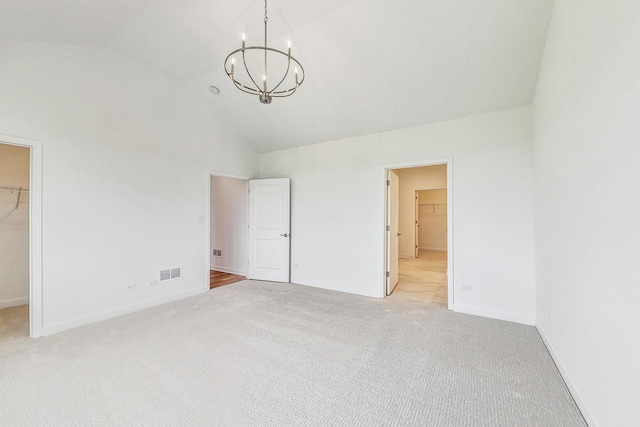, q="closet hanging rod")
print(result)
[0,185,30,191]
